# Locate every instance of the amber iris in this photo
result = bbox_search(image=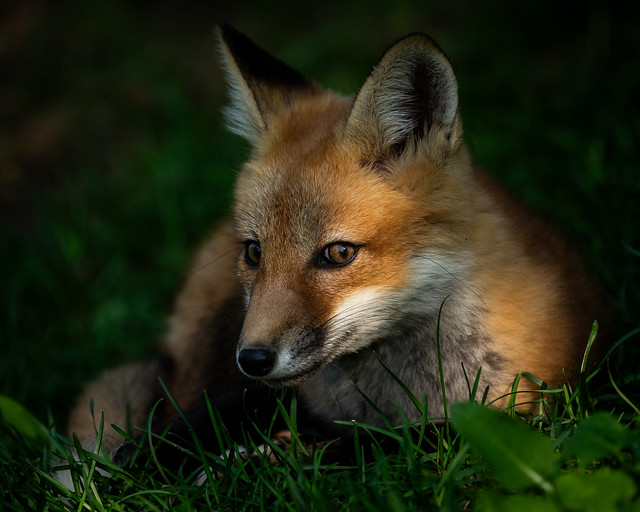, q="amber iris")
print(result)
[244,241,261,266]
[322,242,358,267]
